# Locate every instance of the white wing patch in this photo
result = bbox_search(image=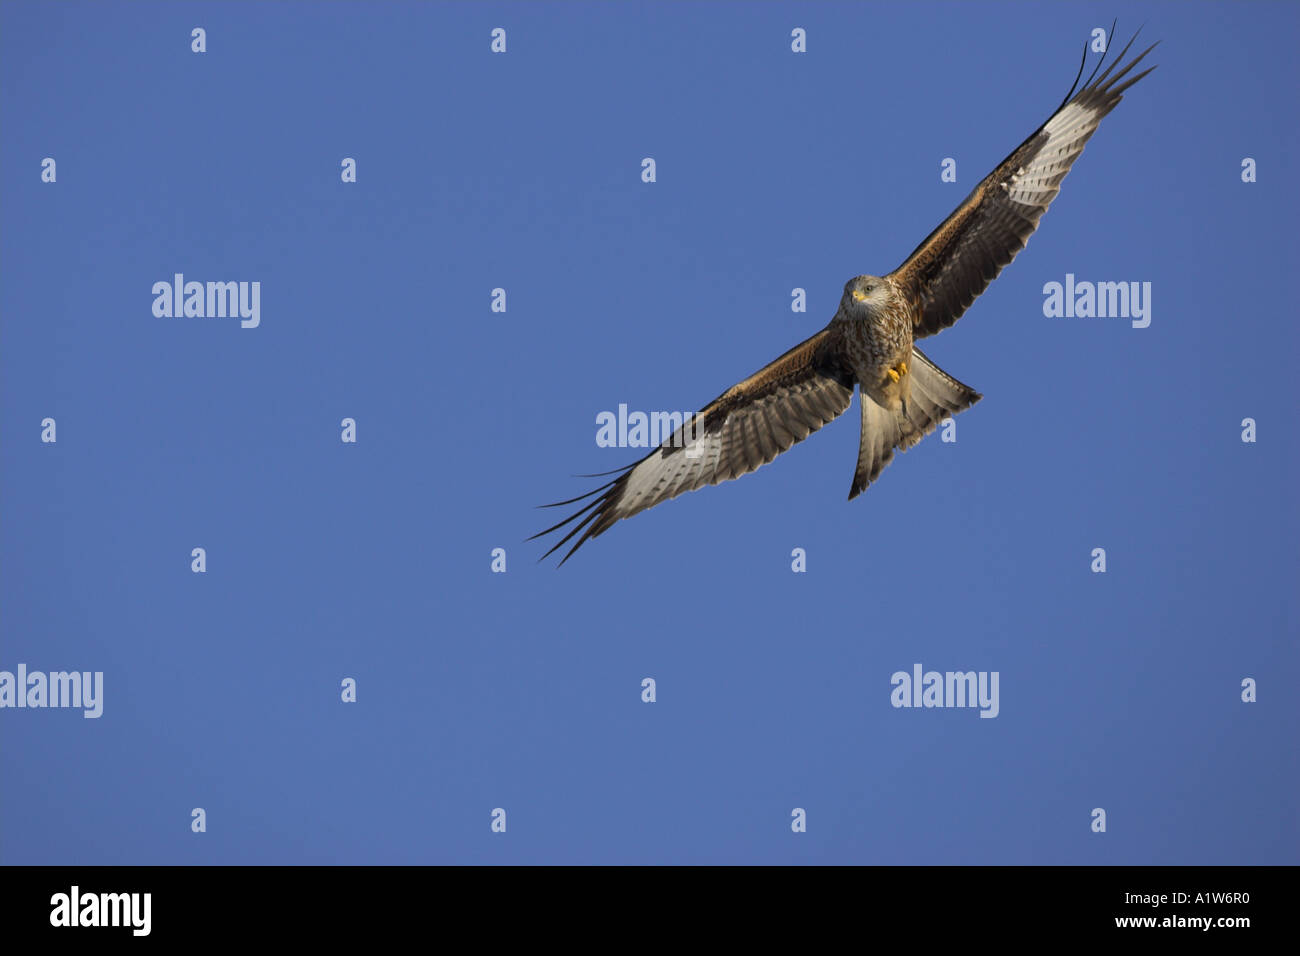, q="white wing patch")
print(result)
[619,430,723,514]
[1004,101,1107,207]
